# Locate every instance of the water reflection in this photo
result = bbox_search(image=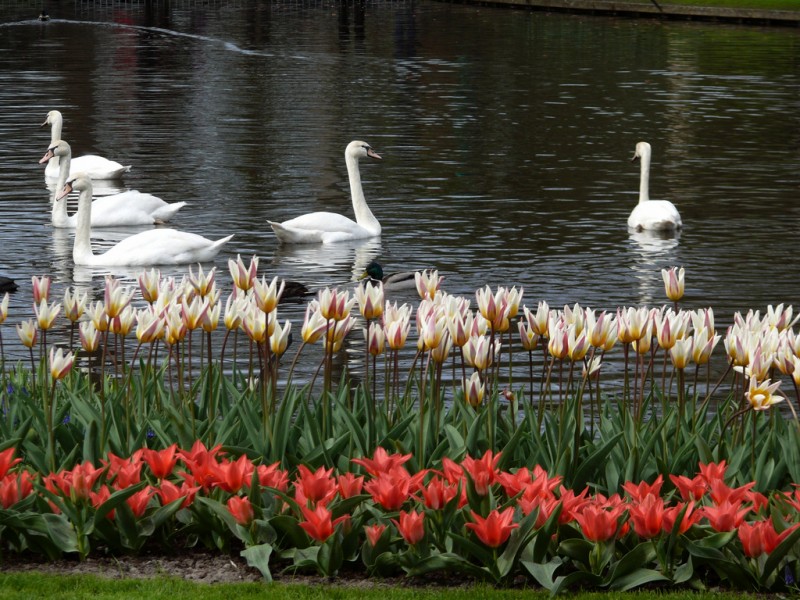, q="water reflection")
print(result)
[270,237,382,287]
